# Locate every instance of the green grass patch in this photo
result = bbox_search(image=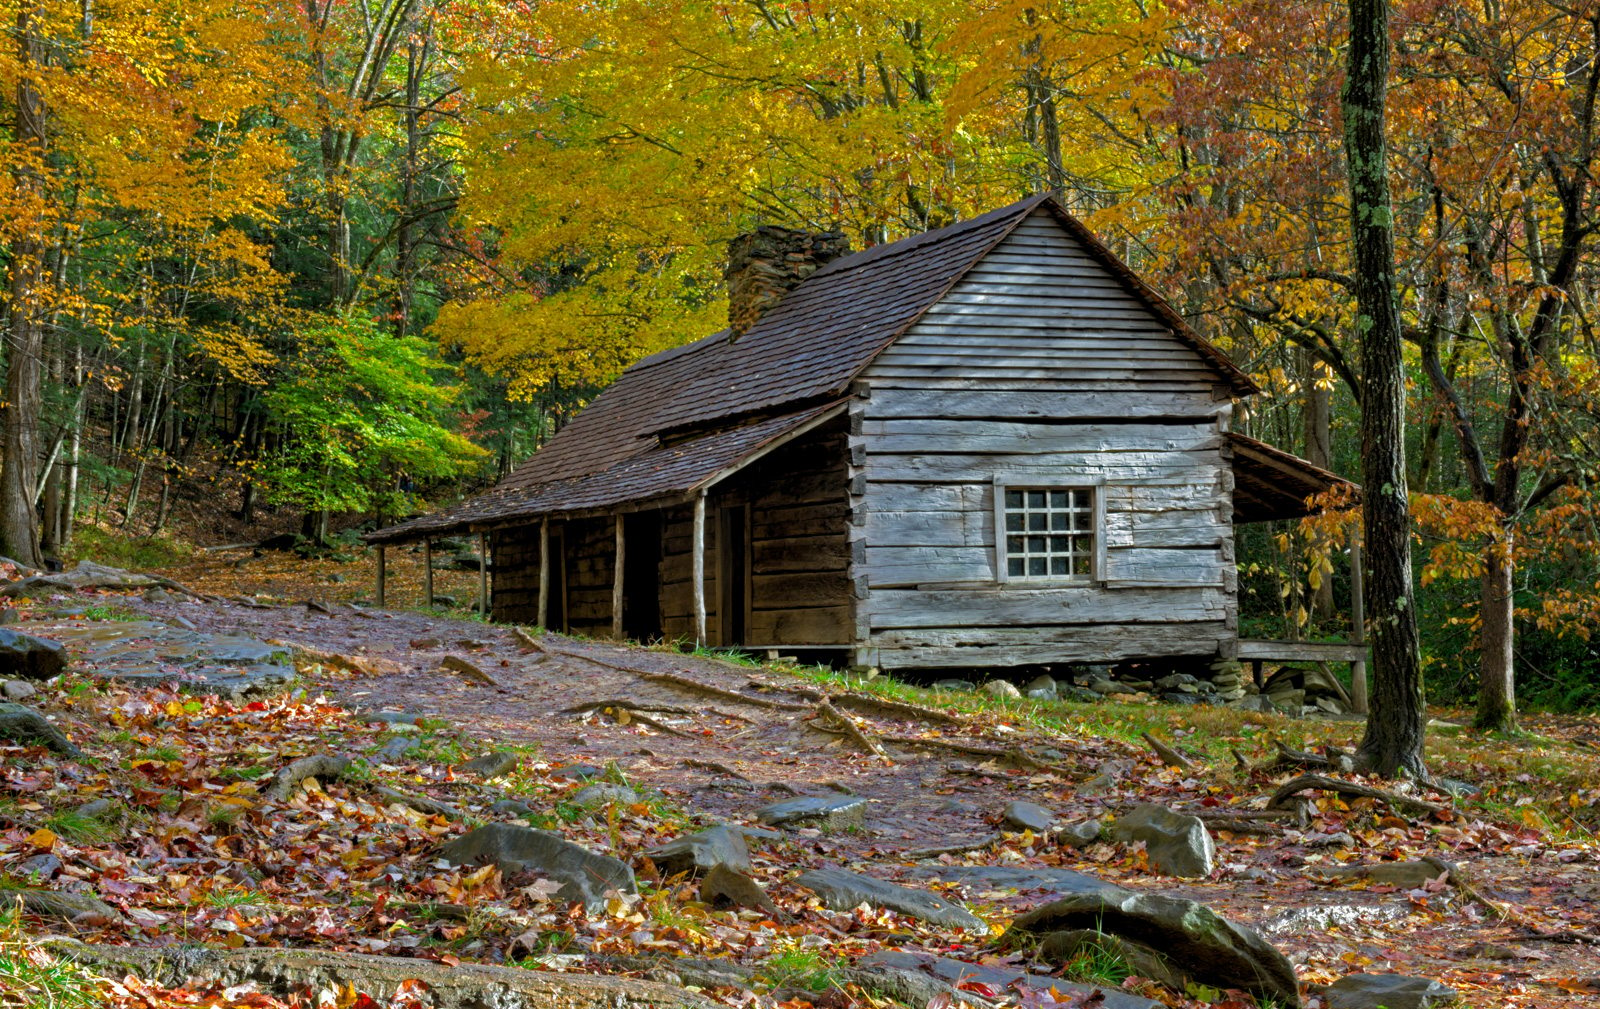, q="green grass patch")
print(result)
[44,809,118,844]
[68,526,192,571]
[757,944,848,994]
